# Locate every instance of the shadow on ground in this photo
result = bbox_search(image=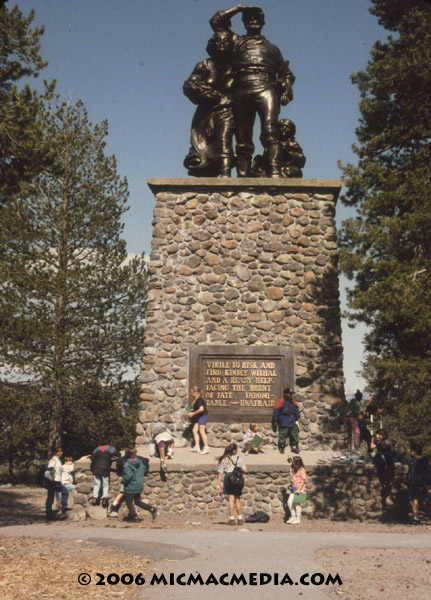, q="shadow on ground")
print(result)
[0,488,47,526]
